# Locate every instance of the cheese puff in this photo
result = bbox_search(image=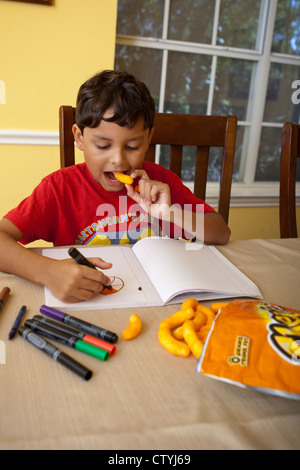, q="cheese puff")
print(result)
[122,314,142,340]
[196,304,216,323]
[114,172,134,185]
[181,298,199,311]
[182,320,204,359]
[159,308,195,330]
[158,326,190,357]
